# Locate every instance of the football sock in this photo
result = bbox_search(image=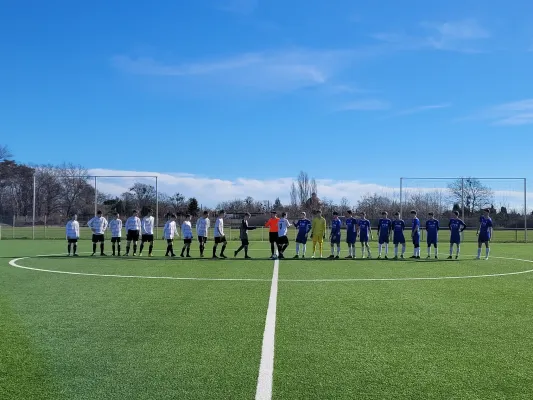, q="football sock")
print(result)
[100,243,104,254]
[302,244,306,256]
[331,245,335,255]
[117,244,121,255]
[449,245,453,256]
[67,243,71,255]
[139,243,144,254]
[73,244,77,255]
[427,247,431,256]
[213,245,217,257]
[319,242,323,257]
[435,248,438,257]
[295,243,300,255]
[148,245,153,255]
[220,244,226,256]
[133,244,137,254]
[282,244,288,254]
[402,244,406,255]
[366,245,371,257]
[244,245,249,257]
[92,243,97,253]
[337,245,341,256]
[477,248,482,258]
[486,247,490,258]
[270,243,275,256]
[181,246,185,256]
[112,244,116,254]
[385,244,389,255]
[394,246,398,256]
[378,244,382,256]
[235,245,243,255]
[126,245,130,254]
[456,245,460,256]
[200,244,204,255]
